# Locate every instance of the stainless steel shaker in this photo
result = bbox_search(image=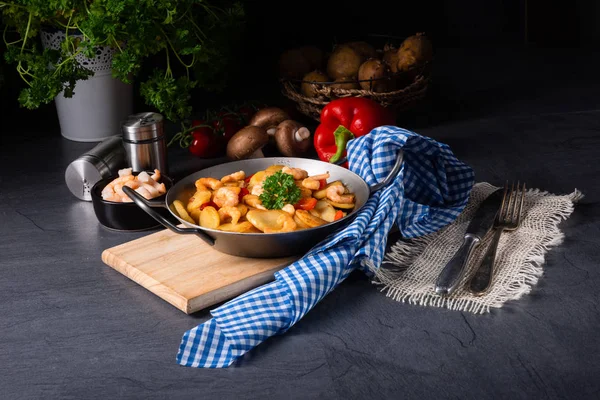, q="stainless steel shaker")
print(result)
[65,135,127,201]
[121,112,168,175]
